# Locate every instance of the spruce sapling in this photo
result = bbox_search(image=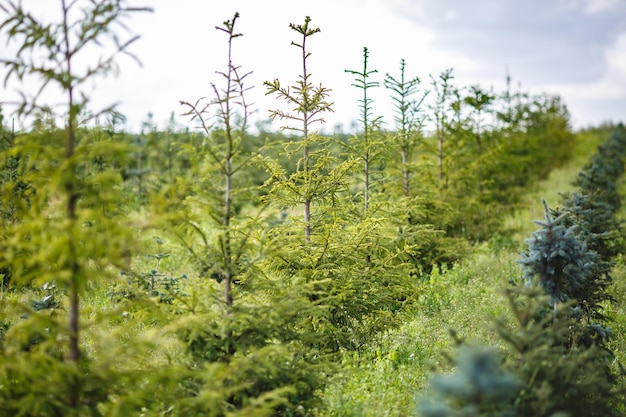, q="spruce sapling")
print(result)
[384,58,428,200]
[0,0,151,413]
[345,46,382,213]
[265,16,333,244]
[518,198,595,306]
